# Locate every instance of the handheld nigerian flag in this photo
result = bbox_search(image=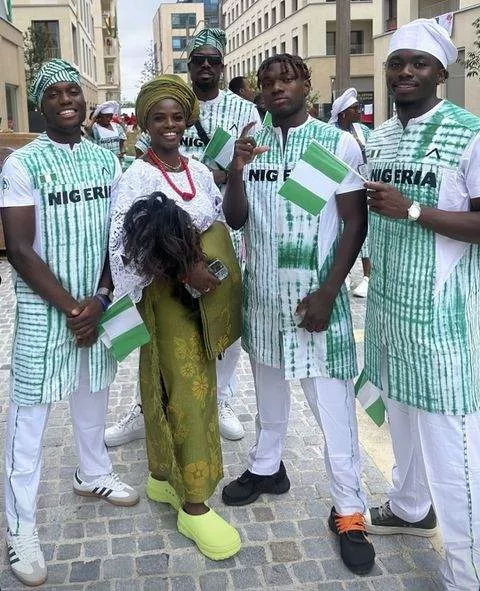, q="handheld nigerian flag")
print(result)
[278,140,353,216]
[99,295,150,362]
[355,370,386,427]
[263,112,272,126]
[202,127,235,170]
